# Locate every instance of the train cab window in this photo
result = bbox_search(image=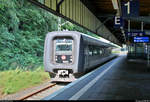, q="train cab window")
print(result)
[56,43,72,51]
[54,38,73,64]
